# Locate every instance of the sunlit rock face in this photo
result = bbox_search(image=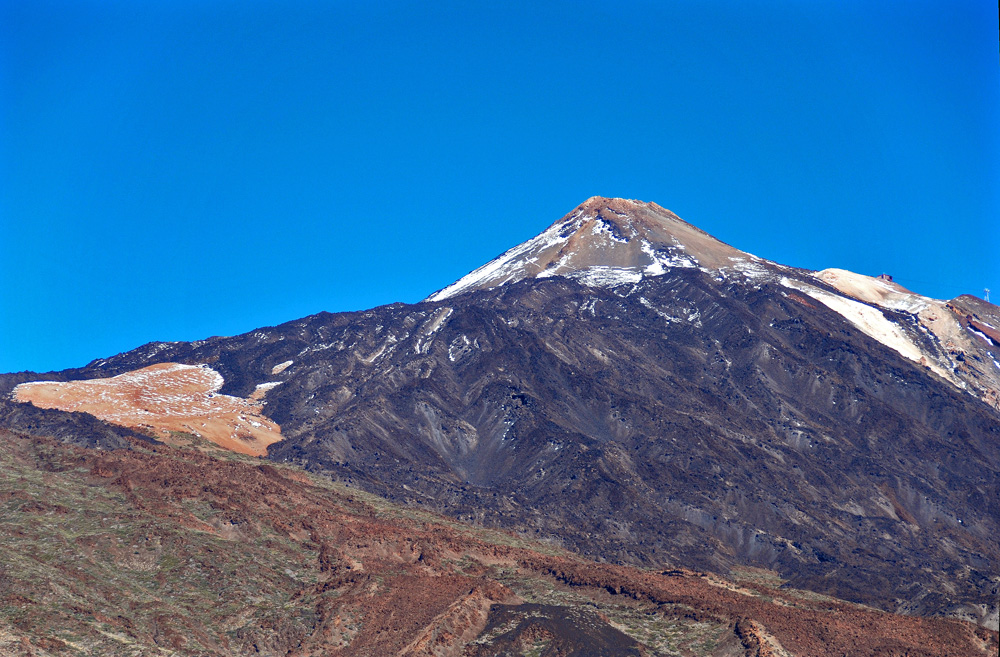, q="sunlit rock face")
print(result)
[428,196,748,301]
[14,363,282,456]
